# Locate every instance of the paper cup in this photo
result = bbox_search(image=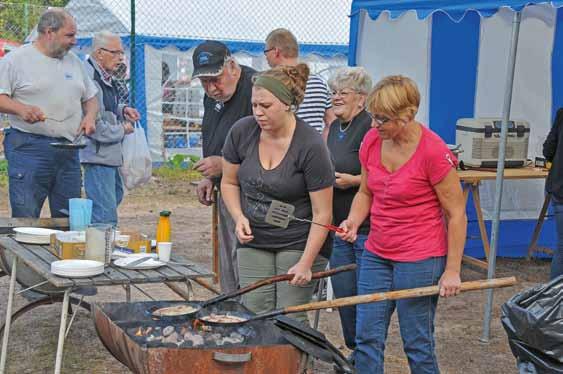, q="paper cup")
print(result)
[157,242,172,262]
